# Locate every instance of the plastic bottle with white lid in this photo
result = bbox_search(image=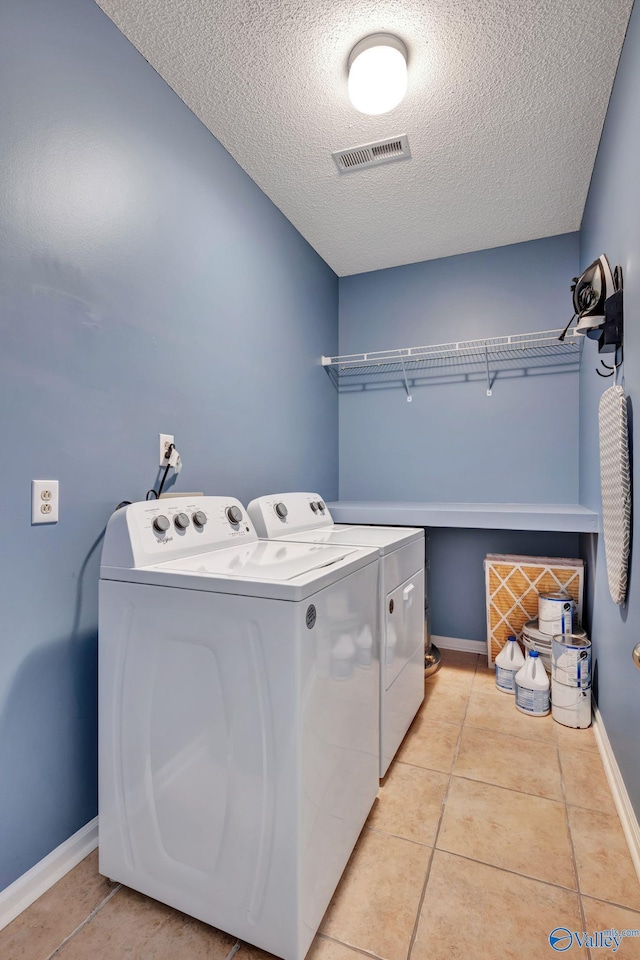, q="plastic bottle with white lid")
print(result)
[515,650,550,716]
[494,635,525,694]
